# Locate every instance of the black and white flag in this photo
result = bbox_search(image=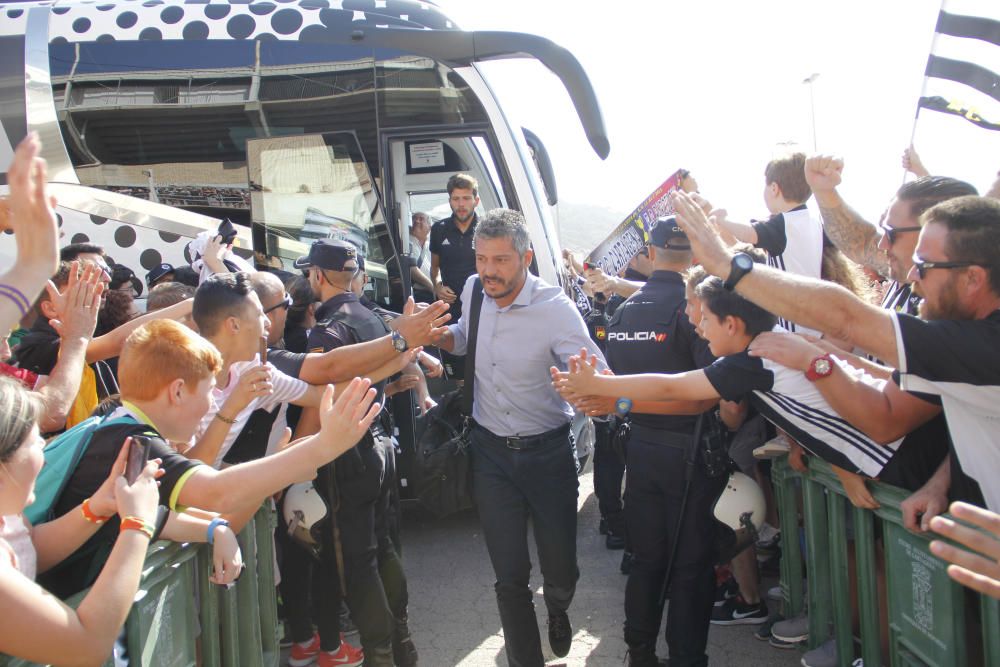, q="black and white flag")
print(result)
[919,0,1000,131]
